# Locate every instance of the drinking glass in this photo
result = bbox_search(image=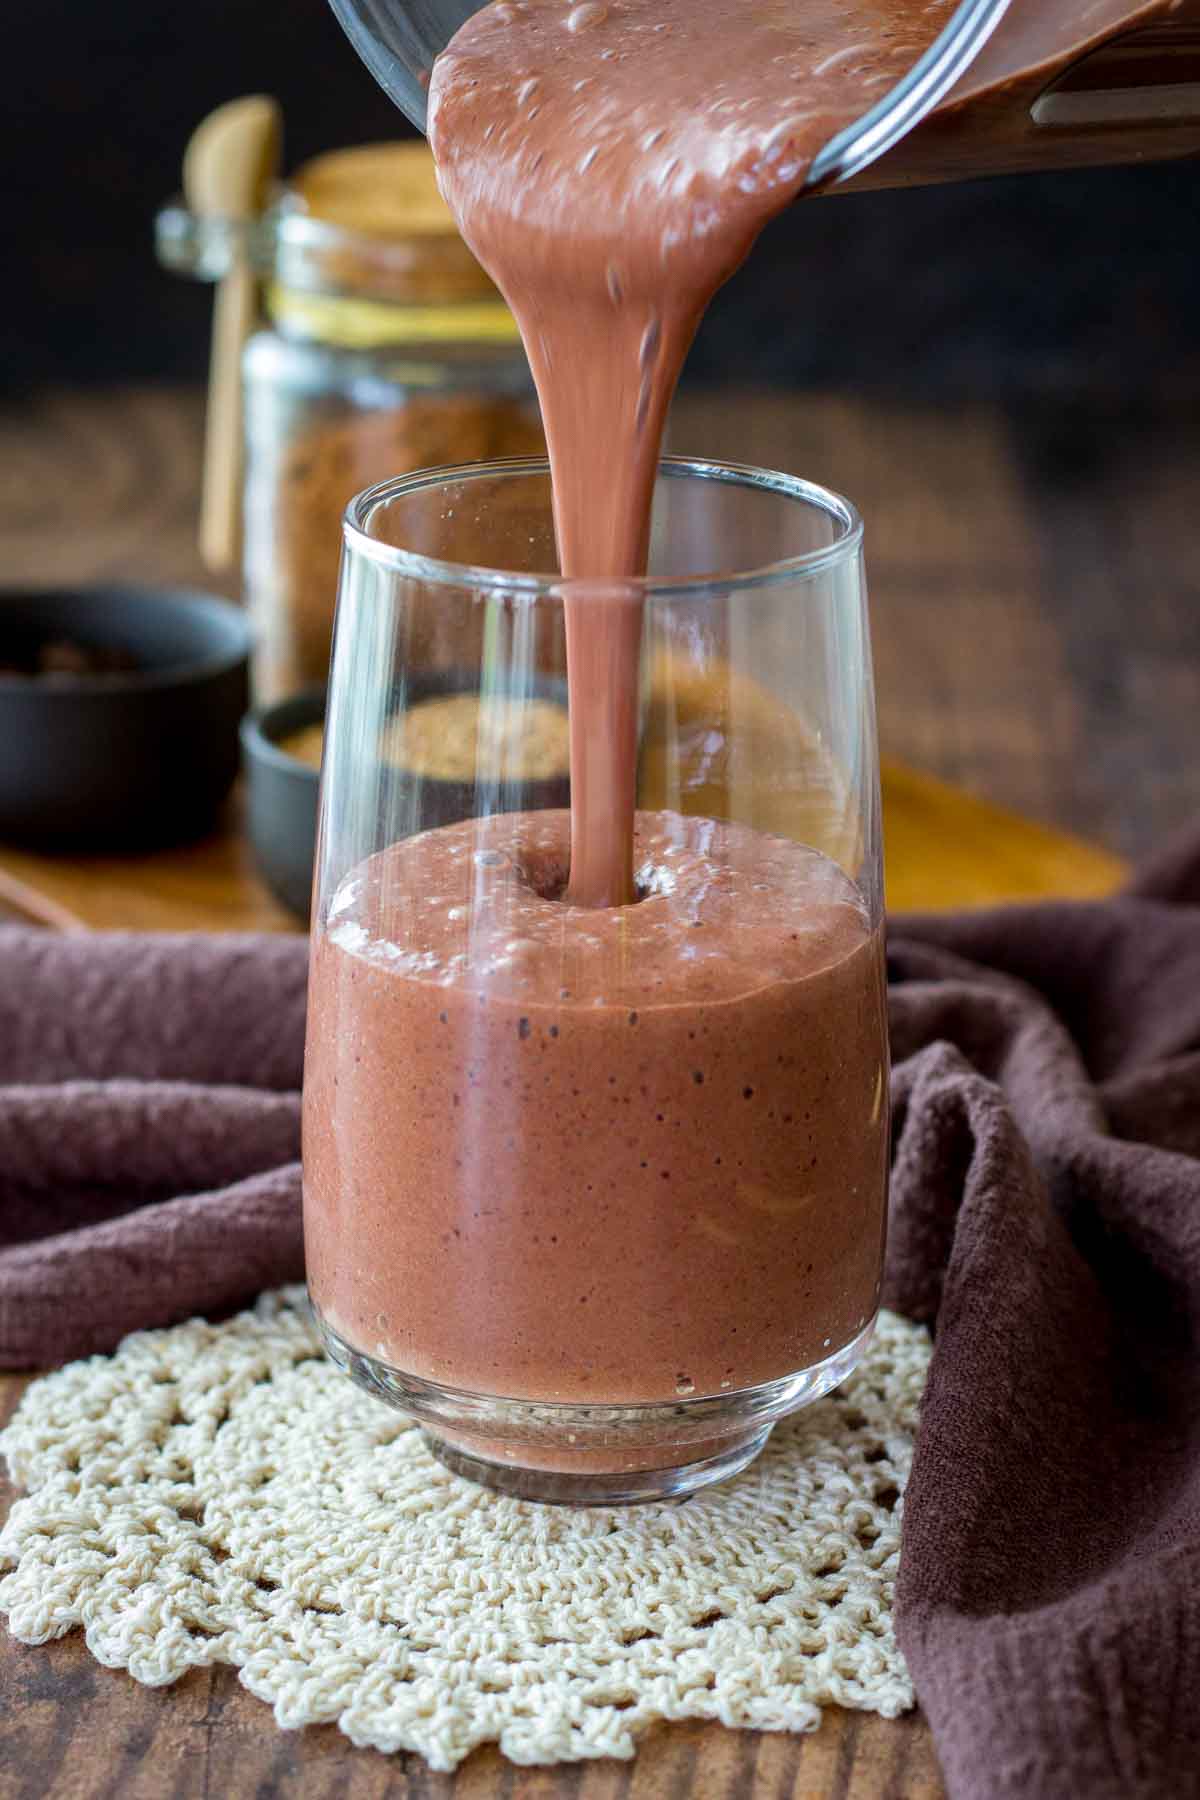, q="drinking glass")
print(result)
[303,455,887,1504]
